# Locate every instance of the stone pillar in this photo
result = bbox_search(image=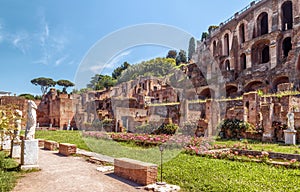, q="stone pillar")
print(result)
[270,39,277,69]
[21,139,39,170]
[261,104,273,142]
[284,130,297,145]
